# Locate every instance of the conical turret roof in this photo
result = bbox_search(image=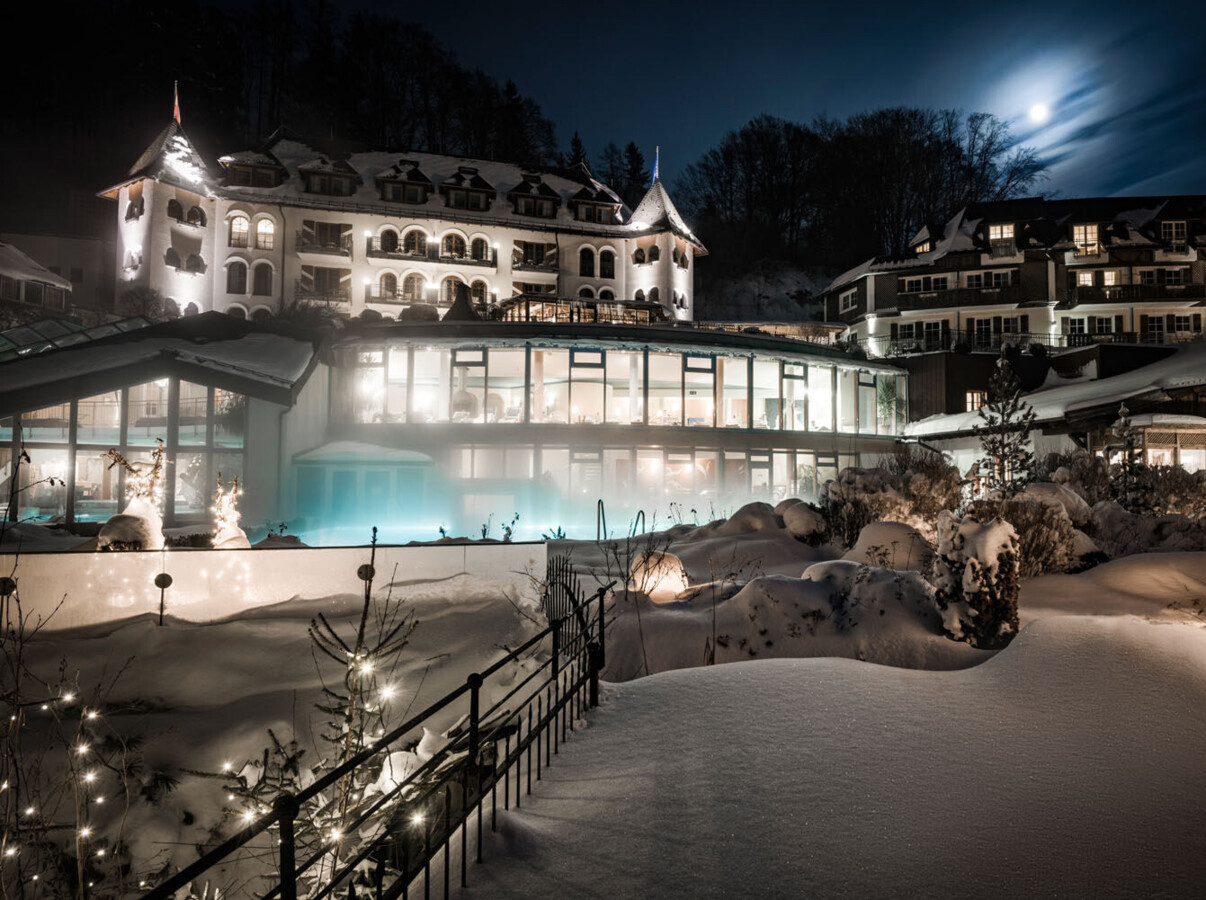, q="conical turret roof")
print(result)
[628,180,707,254]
